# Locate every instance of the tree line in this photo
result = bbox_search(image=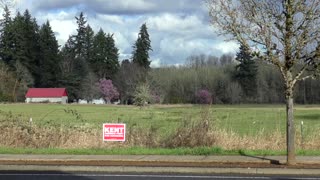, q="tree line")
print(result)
[0,7,319,104]
[150,46,320,104]
[0,7,151,102]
